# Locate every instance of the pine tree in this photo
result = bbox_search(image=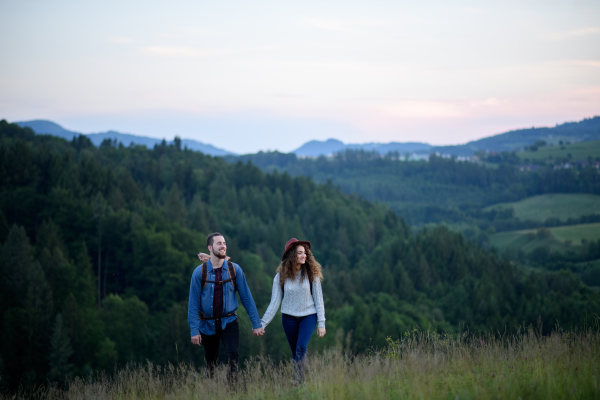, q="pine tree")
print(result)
[24,260,54,377]
[164,183,187,225]
[47,314,74,382]
[93,192,106,309]
[0,210,9,243]
[0,225,33,309]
